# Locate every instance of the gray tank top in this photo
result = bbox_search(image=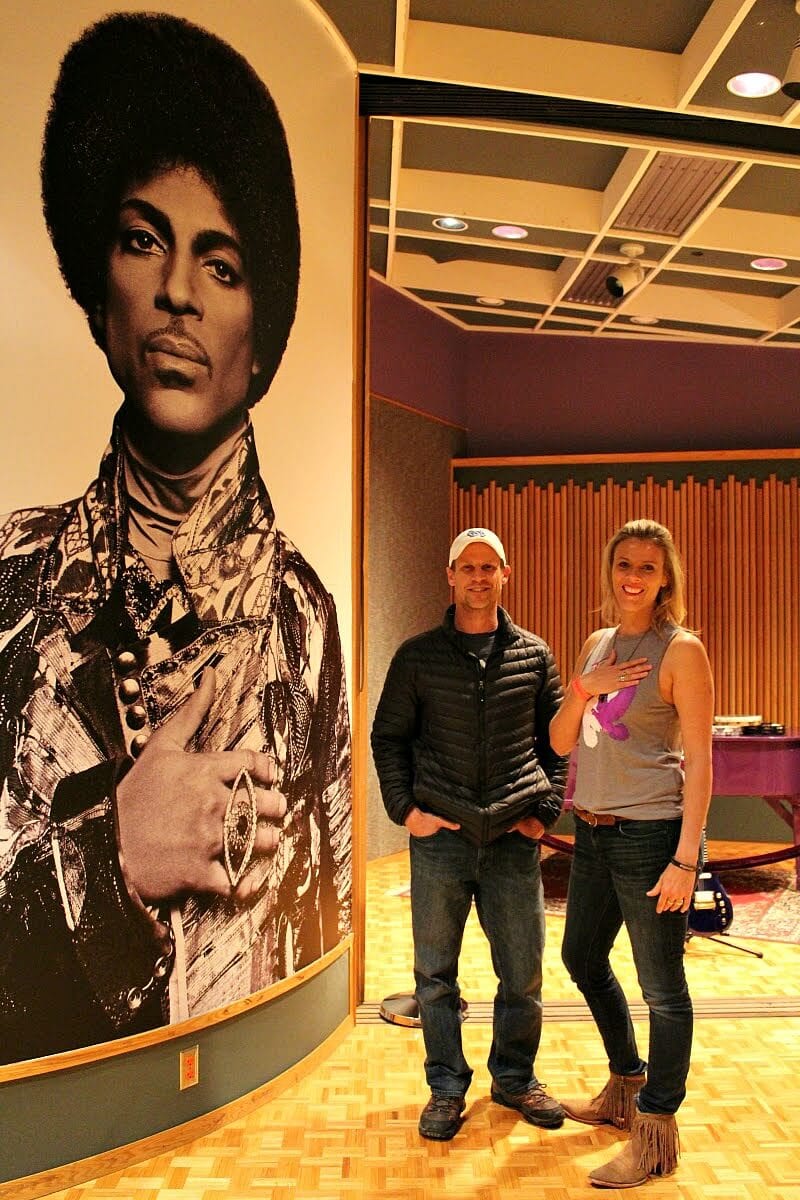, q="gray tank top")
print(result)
[573,624,683,820]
